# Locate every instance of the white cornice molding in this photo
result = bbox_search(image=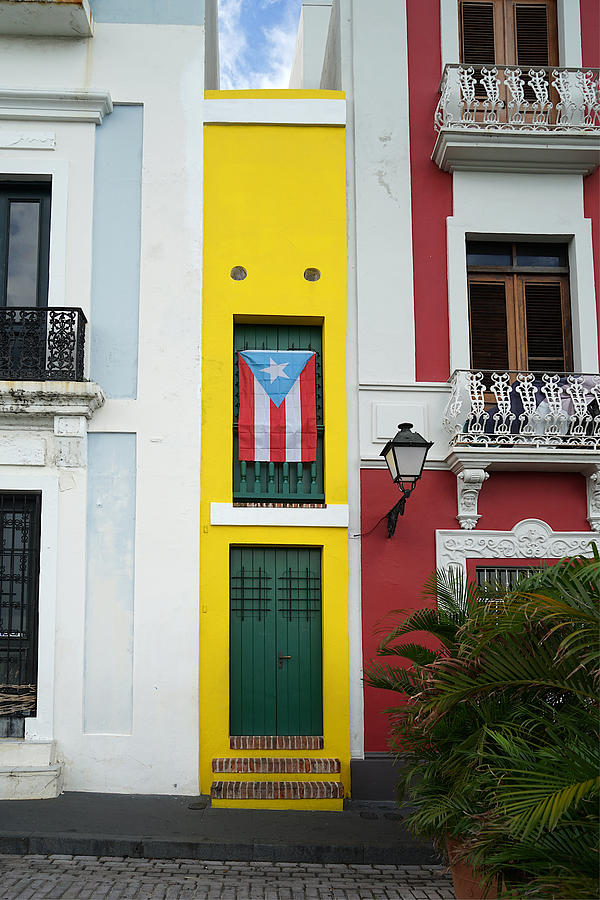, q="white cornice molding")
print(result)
[0,90,113,125]
[446,447,600,474]
[0,381,105,419]
[433,129,600,175]
[210,502,349,527]
[436,518,597,570]
[203,98,346,126]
